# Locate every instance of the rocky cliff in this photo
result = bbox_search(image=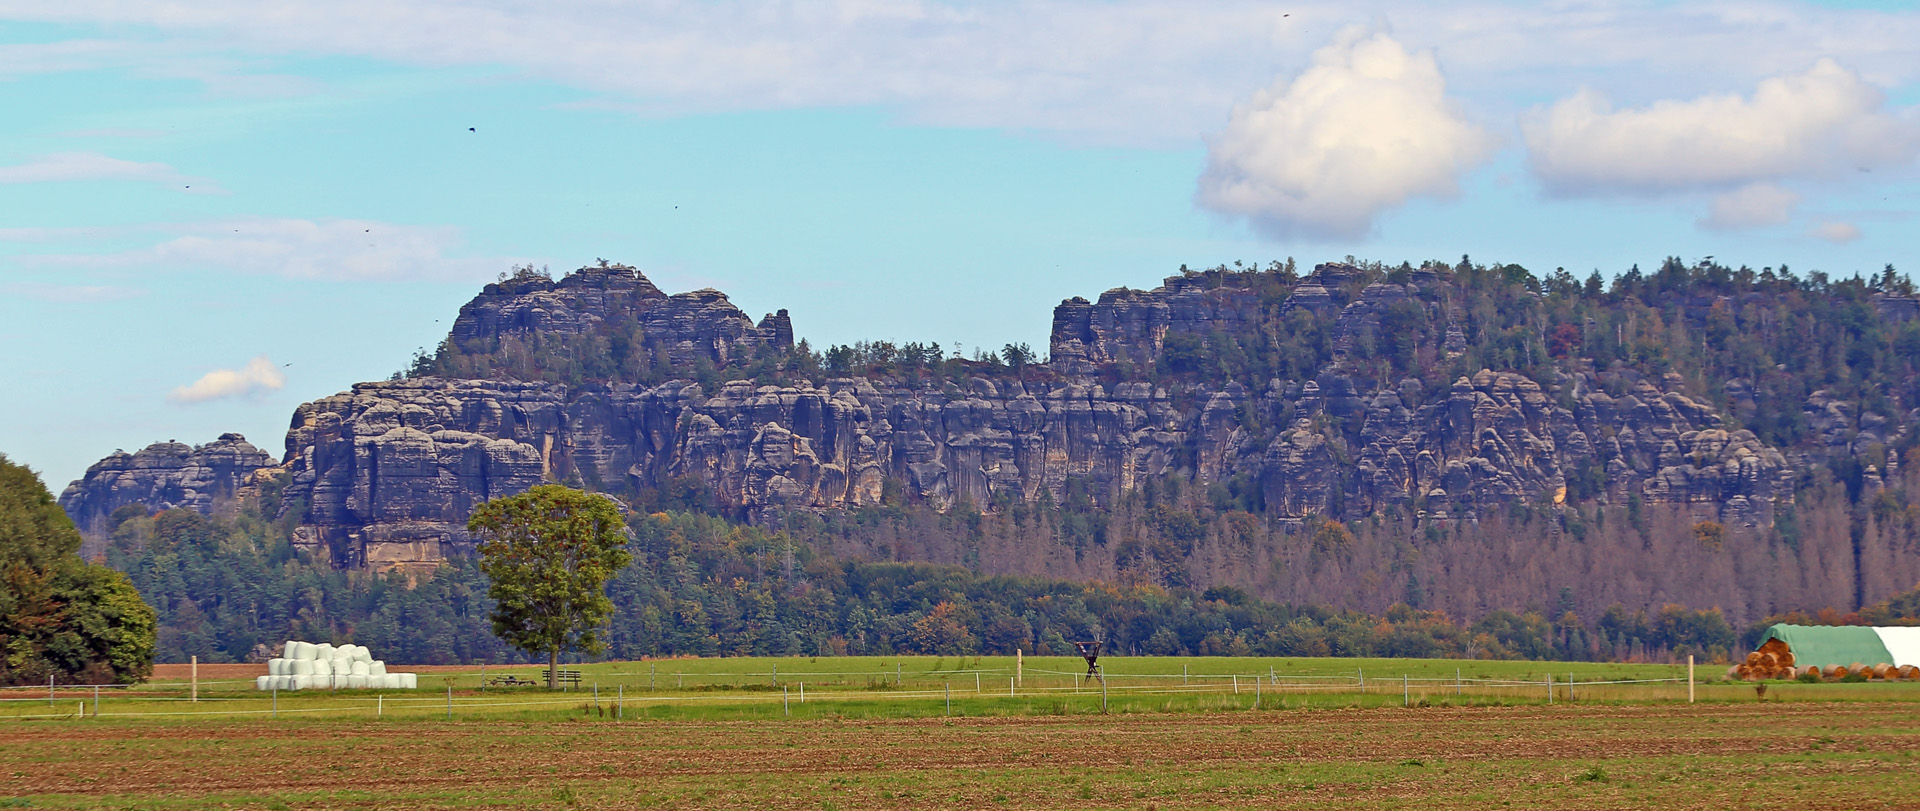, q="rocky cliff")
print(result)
[63,258,1920,616]
[59,433,278,556]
